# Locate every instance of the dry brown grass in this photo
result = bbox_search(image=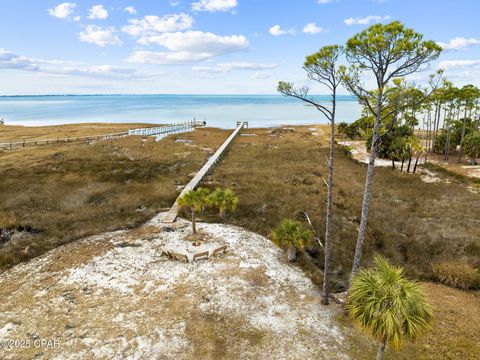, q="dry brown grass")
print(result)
[2,123,478,286]
[1,123,479,358]
[432,261,480,290]
[425,152,480,179]
[201,125,480,290]
[184,310,267,359]
[0,125,229,268]
[0,123,156,143]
